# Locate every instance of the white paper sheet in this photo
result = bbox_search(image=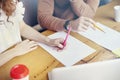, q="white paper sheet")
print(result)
[39,32,96,66]
[78,22,120,51]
